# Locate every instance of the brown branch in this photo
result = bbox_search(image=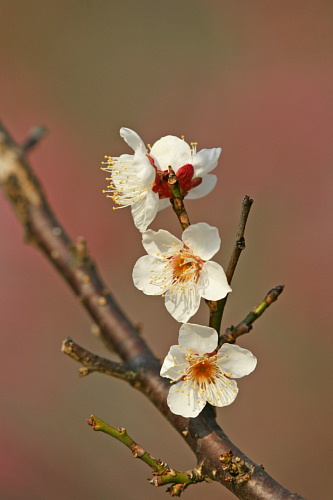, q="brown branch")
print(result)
[61,338,137,380]
[0,122,306,500]
[0,121,154,365]
[226,195,254,283]
[207,195,253,333]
